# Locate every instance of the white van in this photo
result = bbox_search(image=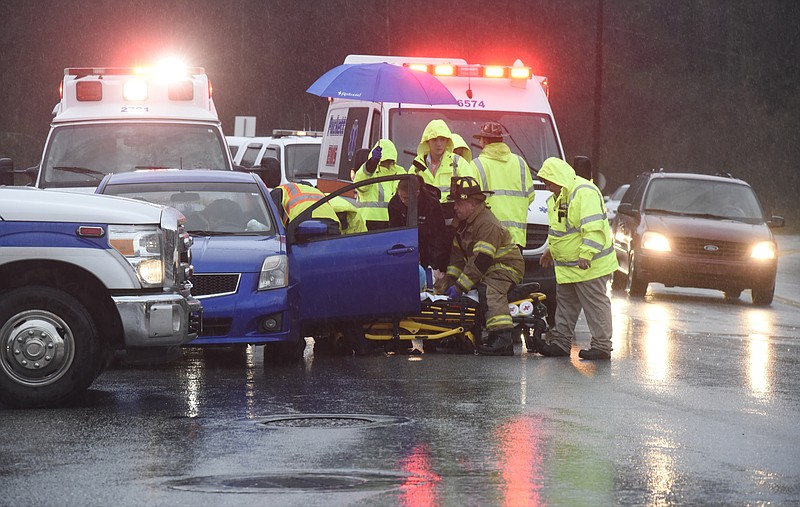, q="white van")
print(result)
[315,55,585,305]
